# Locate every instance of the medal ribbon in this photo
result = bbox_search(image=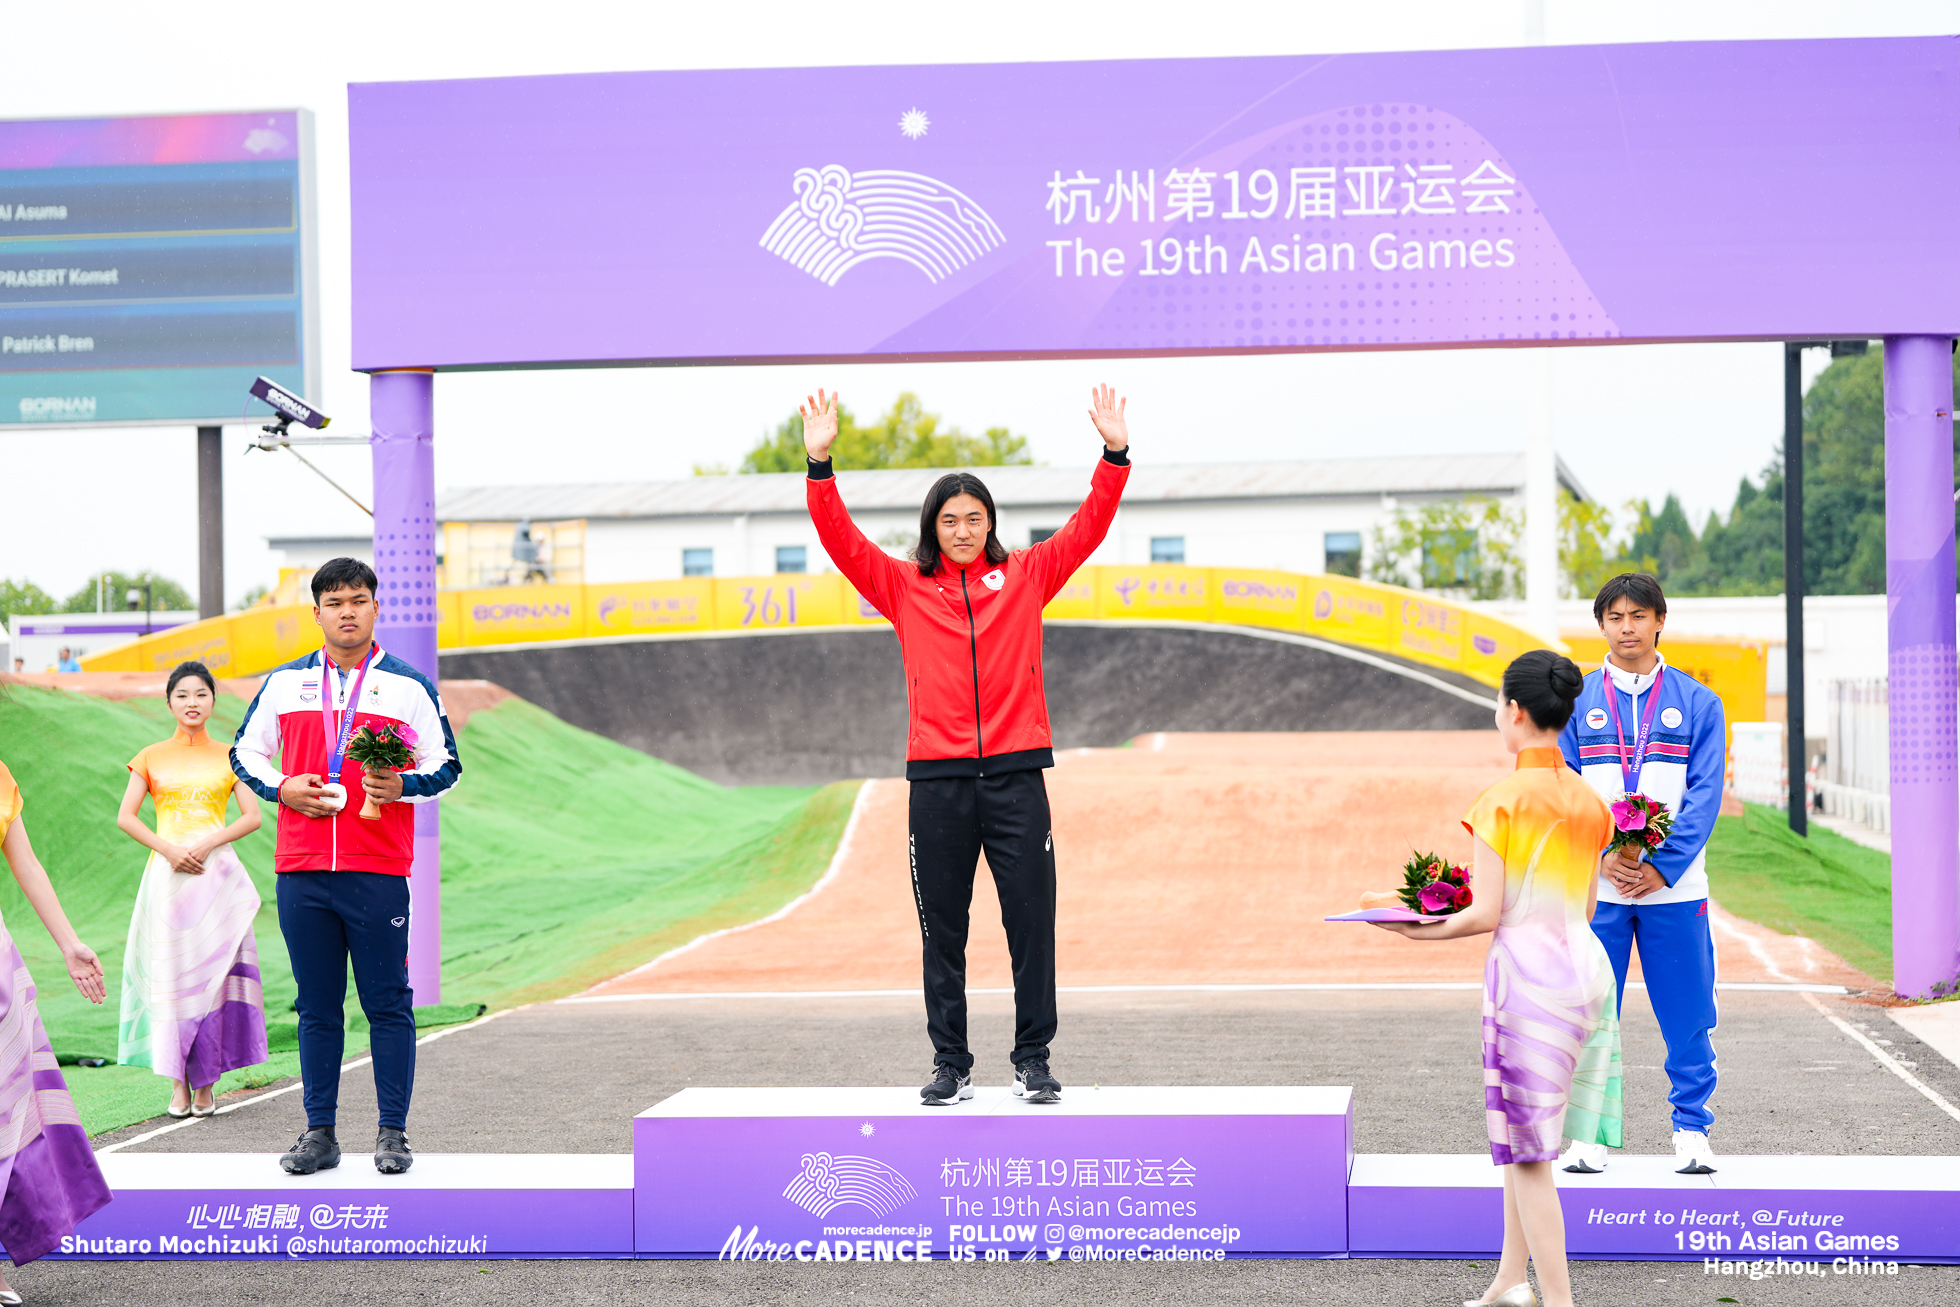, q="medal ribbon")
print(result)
[321,645,375,786]
[1603,663,1665,796]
